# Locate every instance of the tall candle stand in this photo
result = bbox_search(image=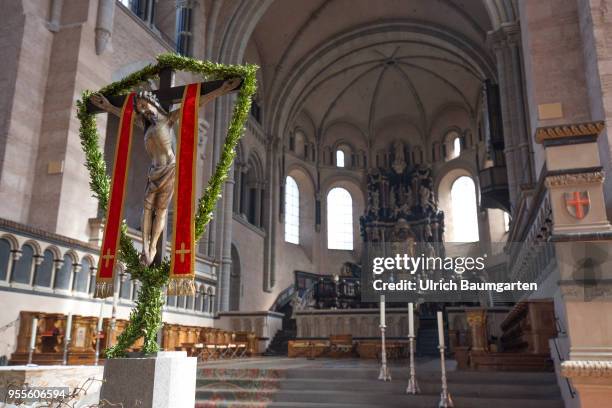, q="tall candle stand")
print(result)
[378,324,392,381]
[438,344,453,407]
[405,334,419,394]
[62,314,72,366]
[62,336,71,366]
[27,317,37,366]
[94,332,101,366]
